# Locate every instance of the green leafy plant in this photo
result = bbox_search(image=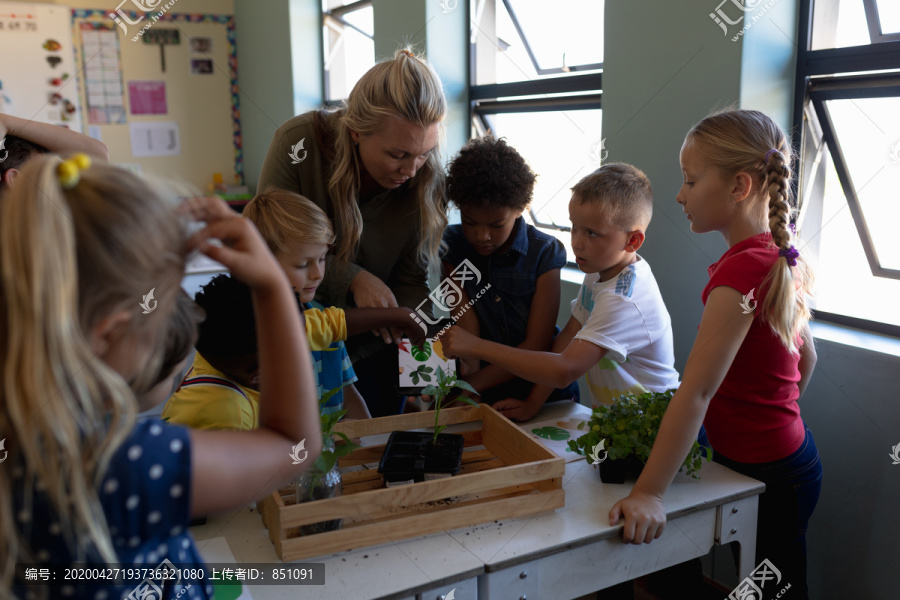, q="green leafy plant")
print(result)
[421,366,480,445]
[410,364,434,385]
[314,383,358,473]
[566,389,712,479]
